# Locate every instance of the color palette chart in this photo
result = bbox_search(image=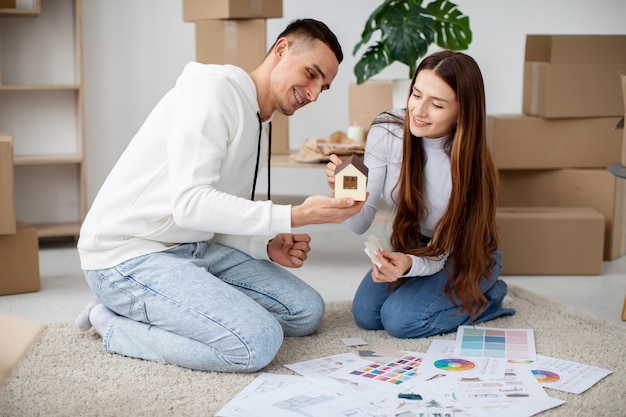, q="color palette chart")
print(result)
[348,354,422,386]
[454,326,536,360]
